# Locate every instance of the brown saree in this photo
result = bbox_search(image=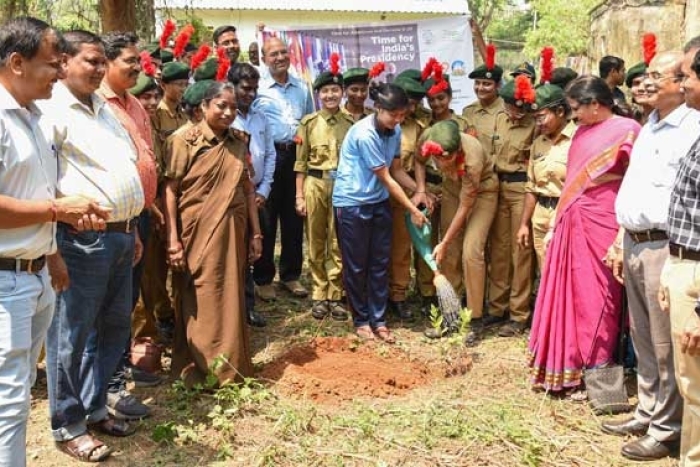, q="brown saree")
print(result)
[168,122,252,387]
